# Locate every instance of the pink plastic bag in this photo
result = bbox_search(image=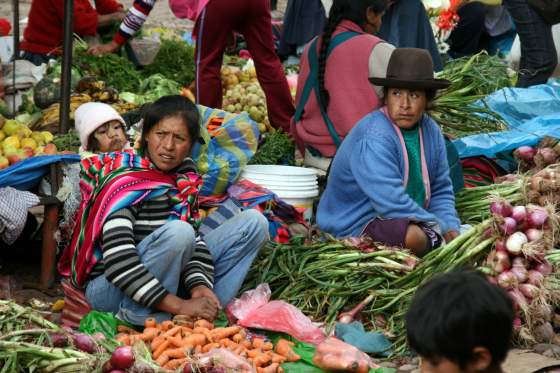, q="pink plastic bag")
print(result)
[226,284,326,345]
